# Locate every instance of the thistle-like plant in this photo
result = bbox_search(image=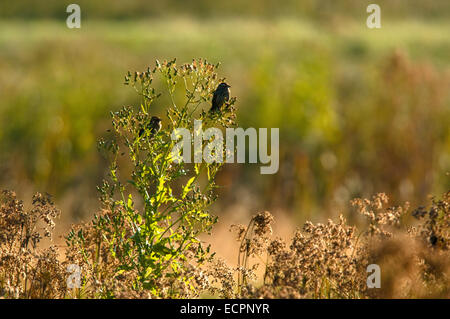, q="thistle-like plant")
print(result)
[66,59,236,297]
